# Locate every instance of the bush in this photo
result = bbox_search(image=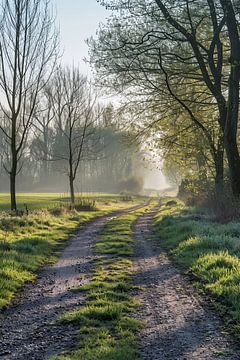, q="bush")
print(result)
[165,200,178,207]
[206,190,240,223]
[49,207,68,217]
[49,198,98,215]
[70,198,97,212]
[178,178,213,206]
[117,176,143,194]
[120,192,133,202]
